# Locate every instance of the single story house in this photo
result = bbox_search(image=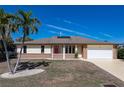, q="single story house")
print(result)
[15,36,117,60]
